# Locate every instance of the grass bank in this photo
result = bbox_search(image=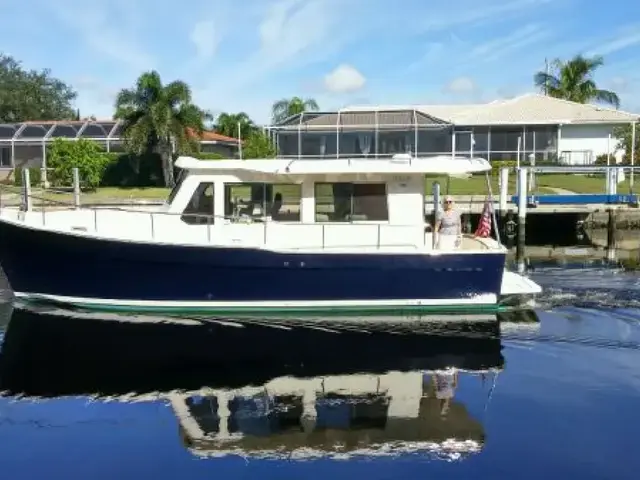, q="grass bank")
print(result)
[427,173,635,196]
